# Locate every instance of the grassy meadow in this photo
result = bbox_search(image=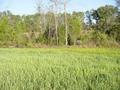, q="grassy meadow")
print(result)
[0,48,120,90]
